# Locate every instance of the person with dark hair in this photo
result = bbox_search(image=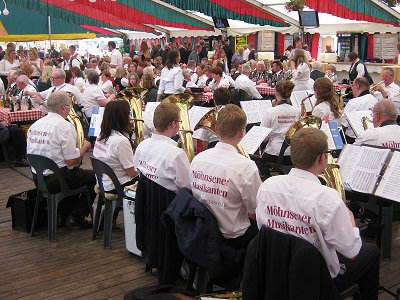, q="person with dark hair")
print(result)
[347,51,373,86]
[271,60,284,84]
[82,71,115,119]
[157,49,187,101]
[0,119,29,166]
[312,77,341,124]
[260,80,300,166]
[257,127,380,300]
[190,104,262,248]
[205,66,232,92]
[133,102,190,193]
[99,70,113,94]
[108,40,122,69]
[70,66,85,91]
[93,101,138,192]
[27,91,96,229]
